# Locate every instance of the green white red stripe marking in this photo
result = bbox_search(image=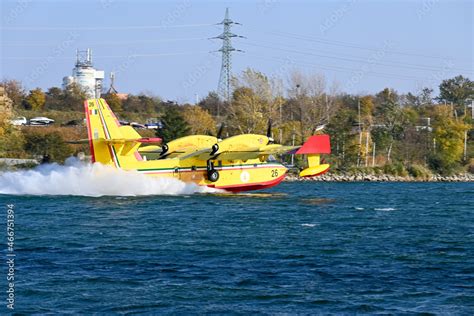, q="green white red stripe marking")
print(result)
[136,163,284,175]
[95,99,120,168]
